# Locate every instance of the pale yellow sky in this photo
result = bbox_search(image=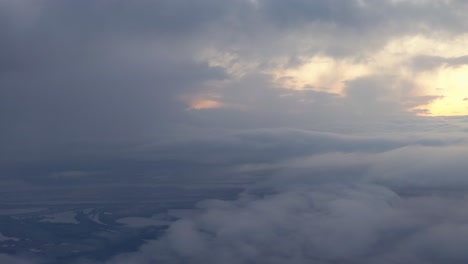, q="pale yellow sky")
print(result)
[268,35,468,116]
